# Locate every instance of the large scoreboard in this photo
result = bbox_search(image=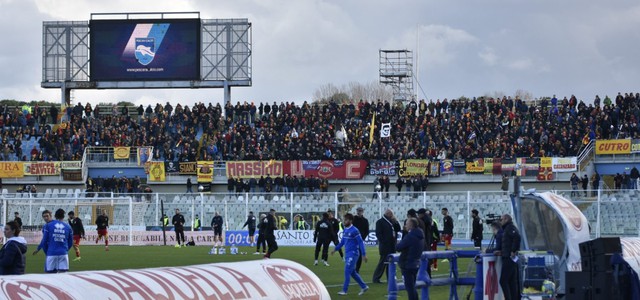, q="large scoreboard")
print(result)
[90,19,200,81]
